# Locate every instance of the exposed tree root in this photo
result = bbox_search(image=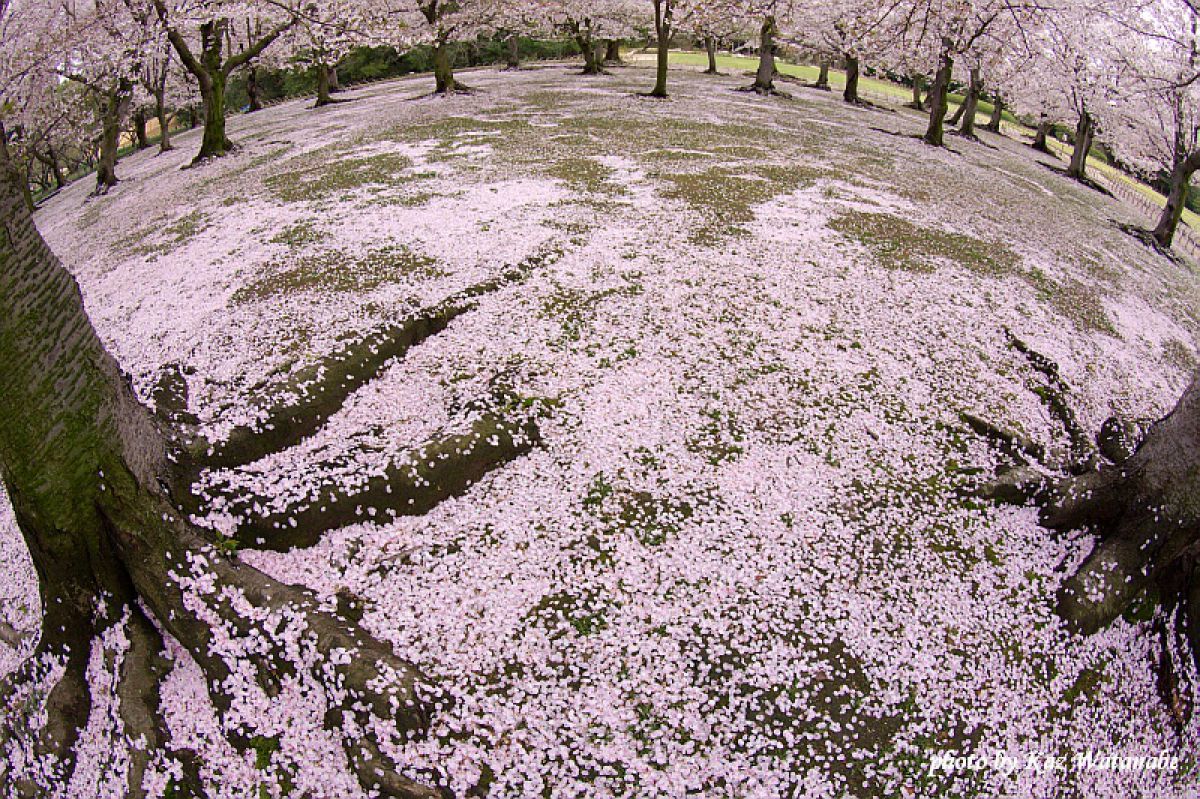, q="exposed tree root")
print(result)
[216,408,543,550]
[171,245,562,487]
[1117,222,1190,267]
[967,338,1200,674]
[736,84,792,99]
